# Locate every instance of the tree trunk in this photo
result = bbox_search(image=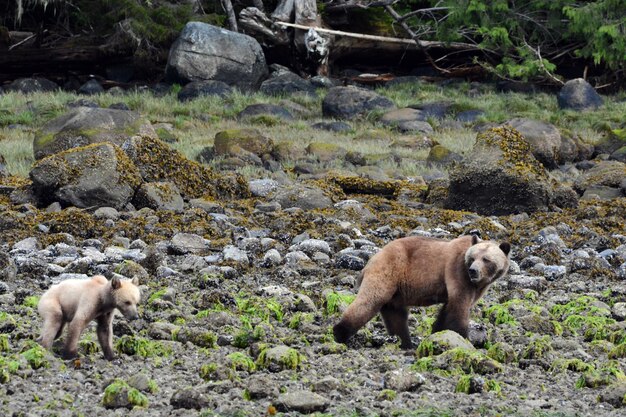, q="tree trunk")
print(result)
[271,0,294,22]
[221,0,238,32]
